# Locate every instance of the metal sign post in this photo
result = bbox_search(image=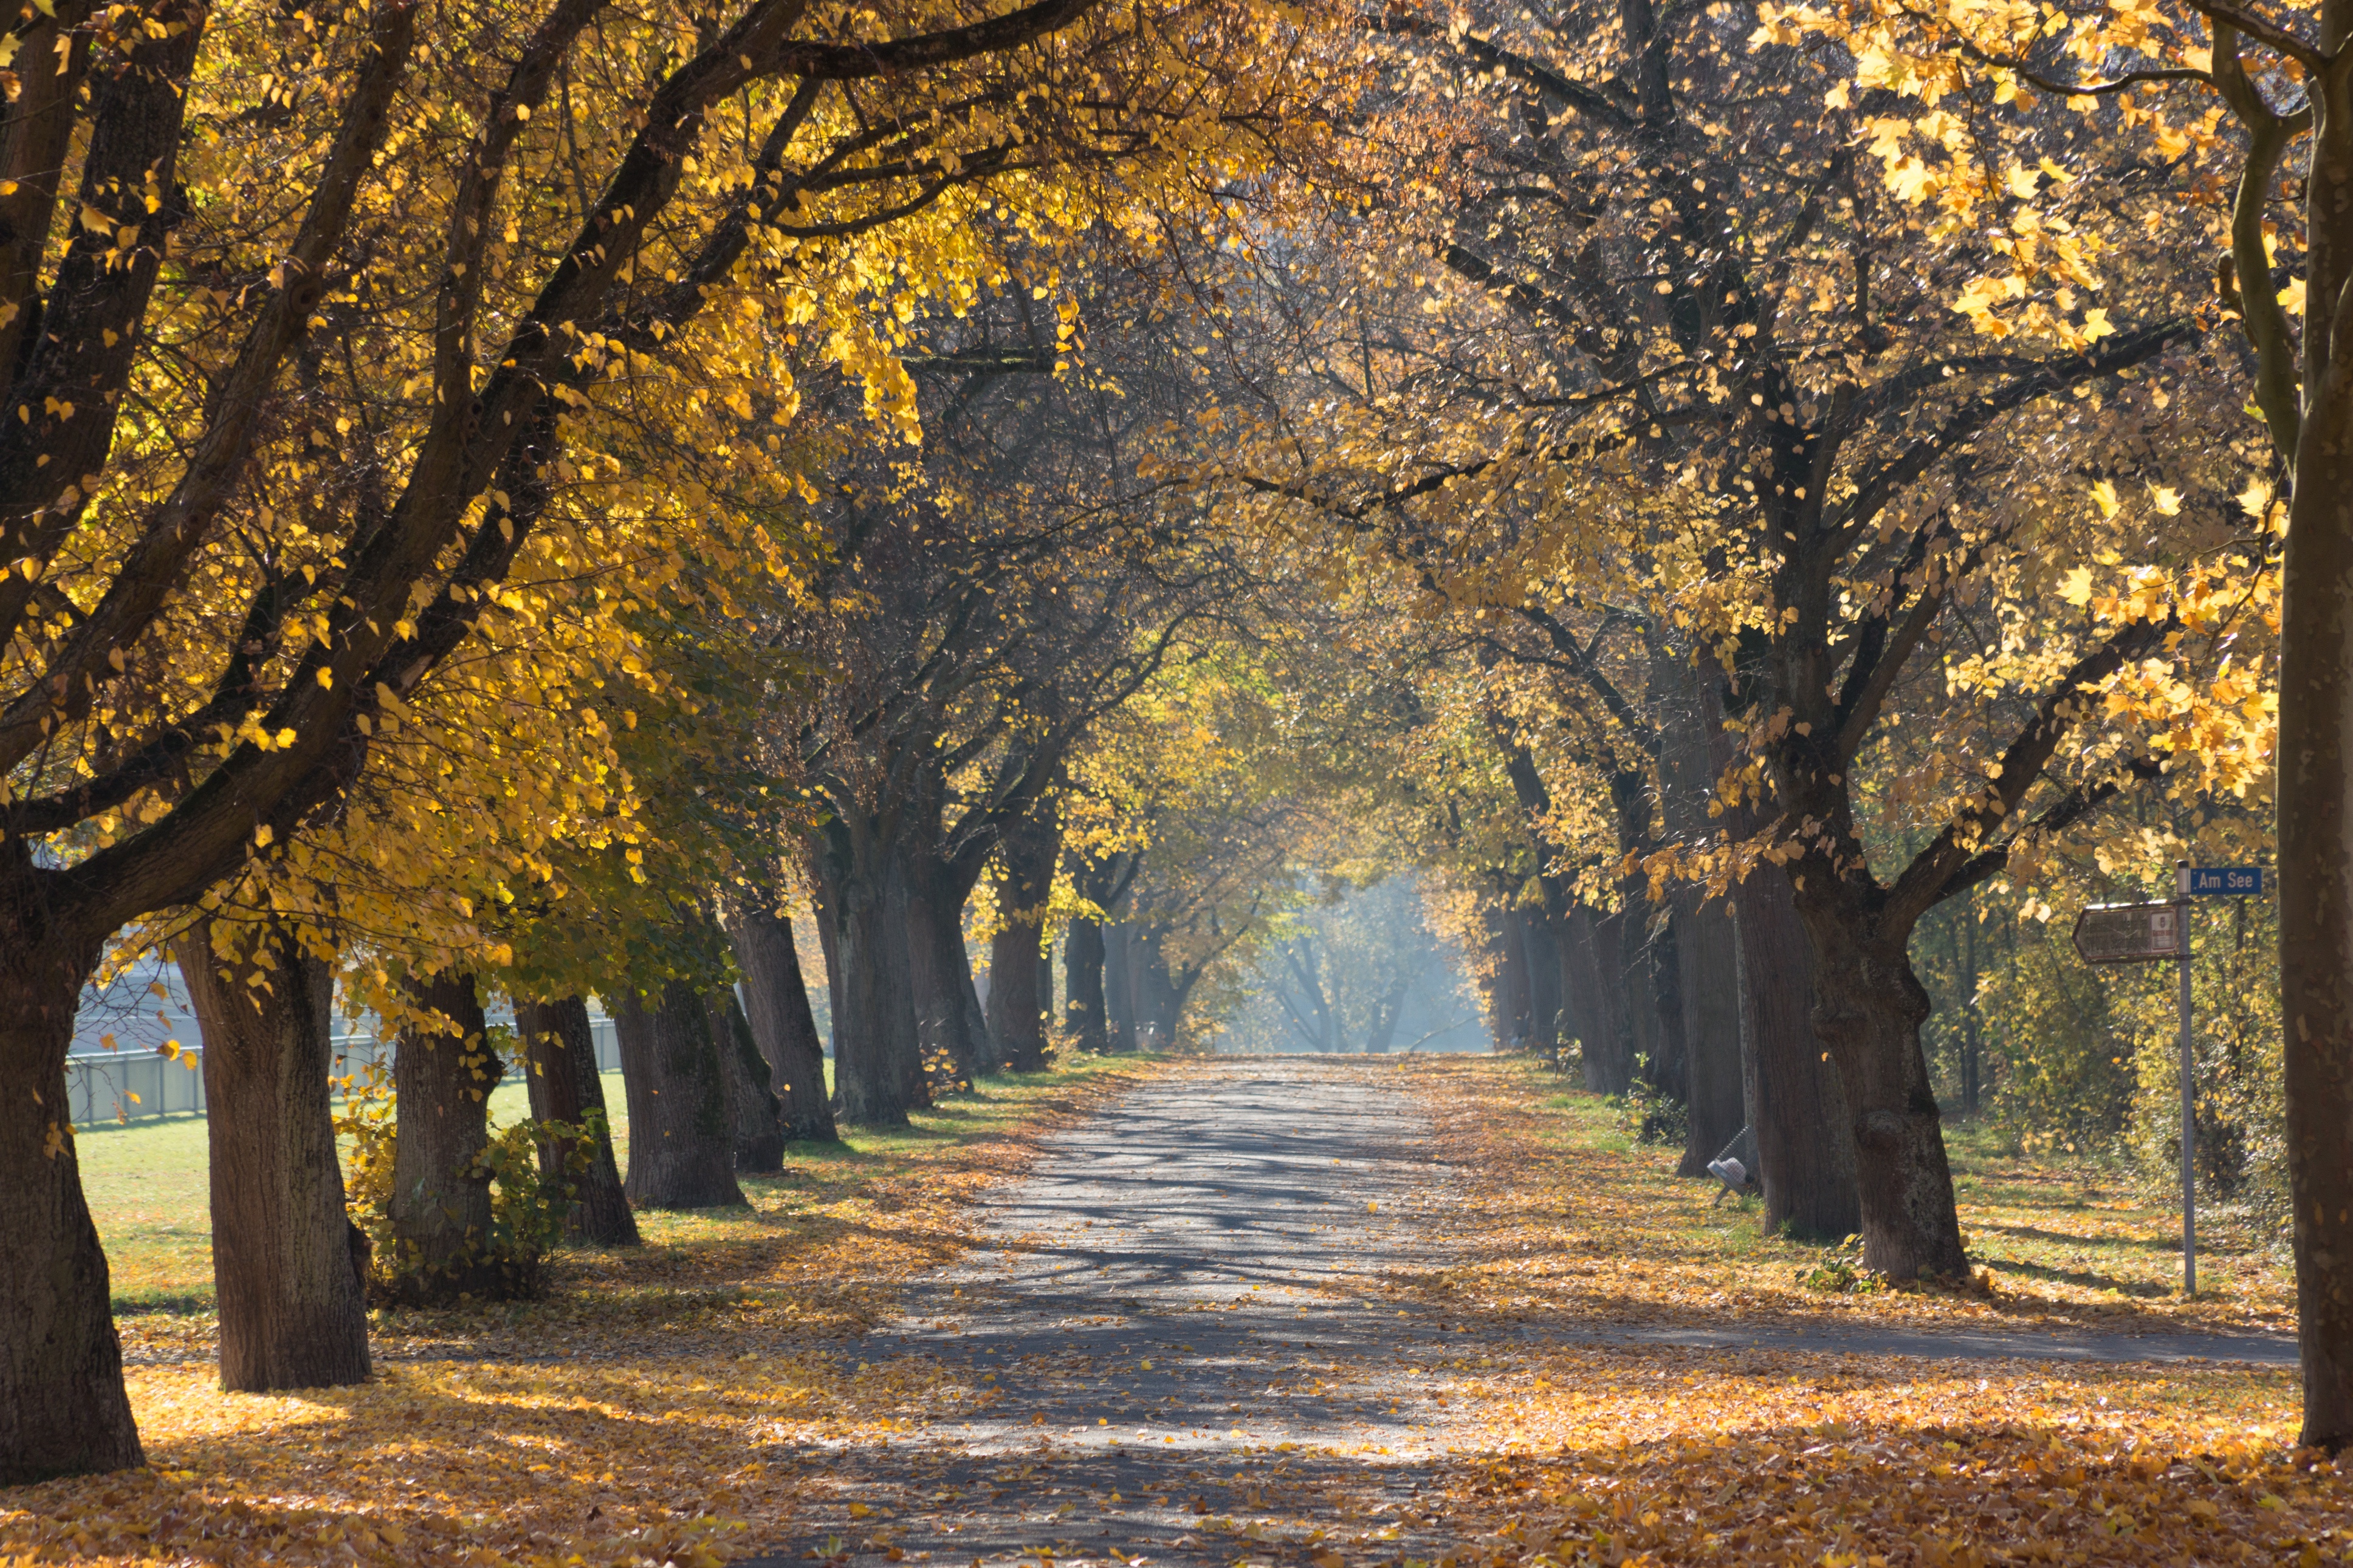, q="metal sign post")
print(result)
[2073,863,2265,1297]
[2174,862,2194,1296]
